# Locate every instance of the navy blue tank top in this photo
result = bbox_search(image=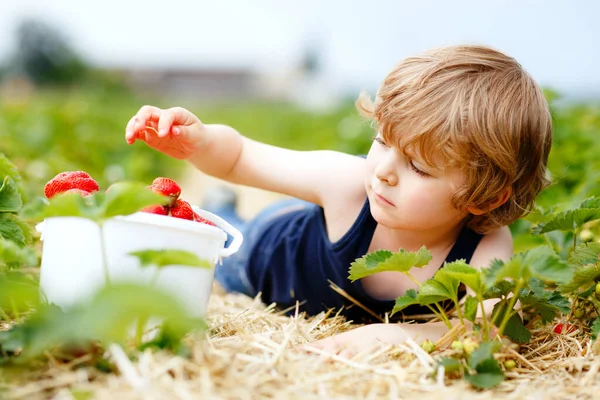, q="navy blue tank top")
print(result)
[245,197,483,323]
